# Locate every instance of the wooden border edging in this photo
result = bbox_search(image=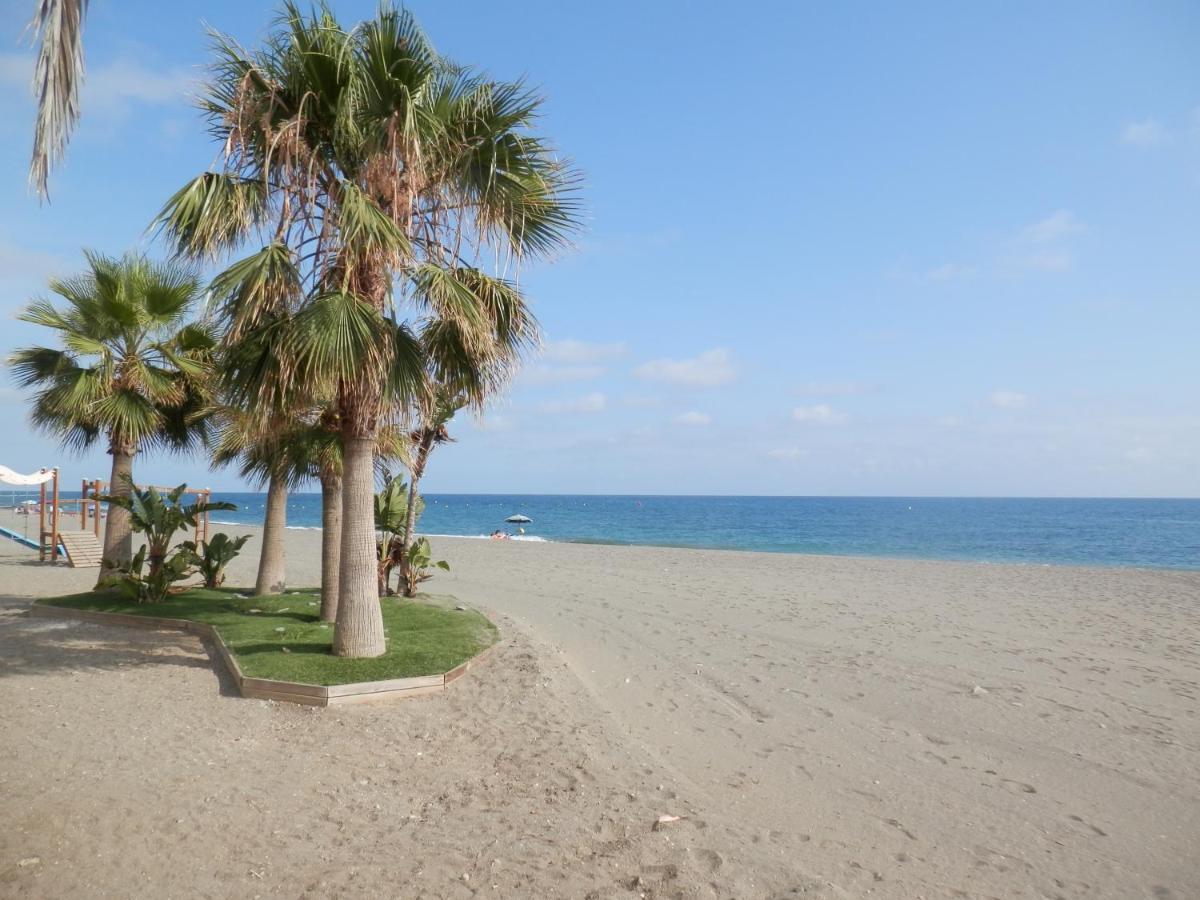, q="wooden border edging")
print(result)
[27,602,497,707]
